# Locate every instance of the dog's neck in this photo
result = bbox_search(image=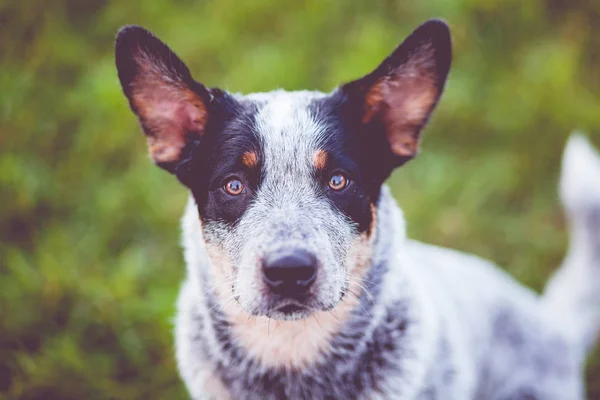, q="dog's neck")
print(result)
[179,186,422,397]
